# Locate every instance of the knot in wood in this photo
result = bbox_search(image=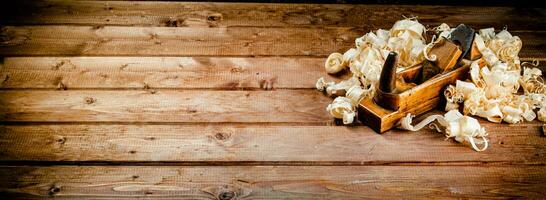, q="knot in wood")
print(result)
[143,83,150,90]
[84,97,96,104]
[215,132,231,141]
[165,18,179,27]
[56,136,66,144]
[230,66,244,73]
[57,82,67,90]
[49,185,61,195]
[207,14,222,22]
[217,191,235,200]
